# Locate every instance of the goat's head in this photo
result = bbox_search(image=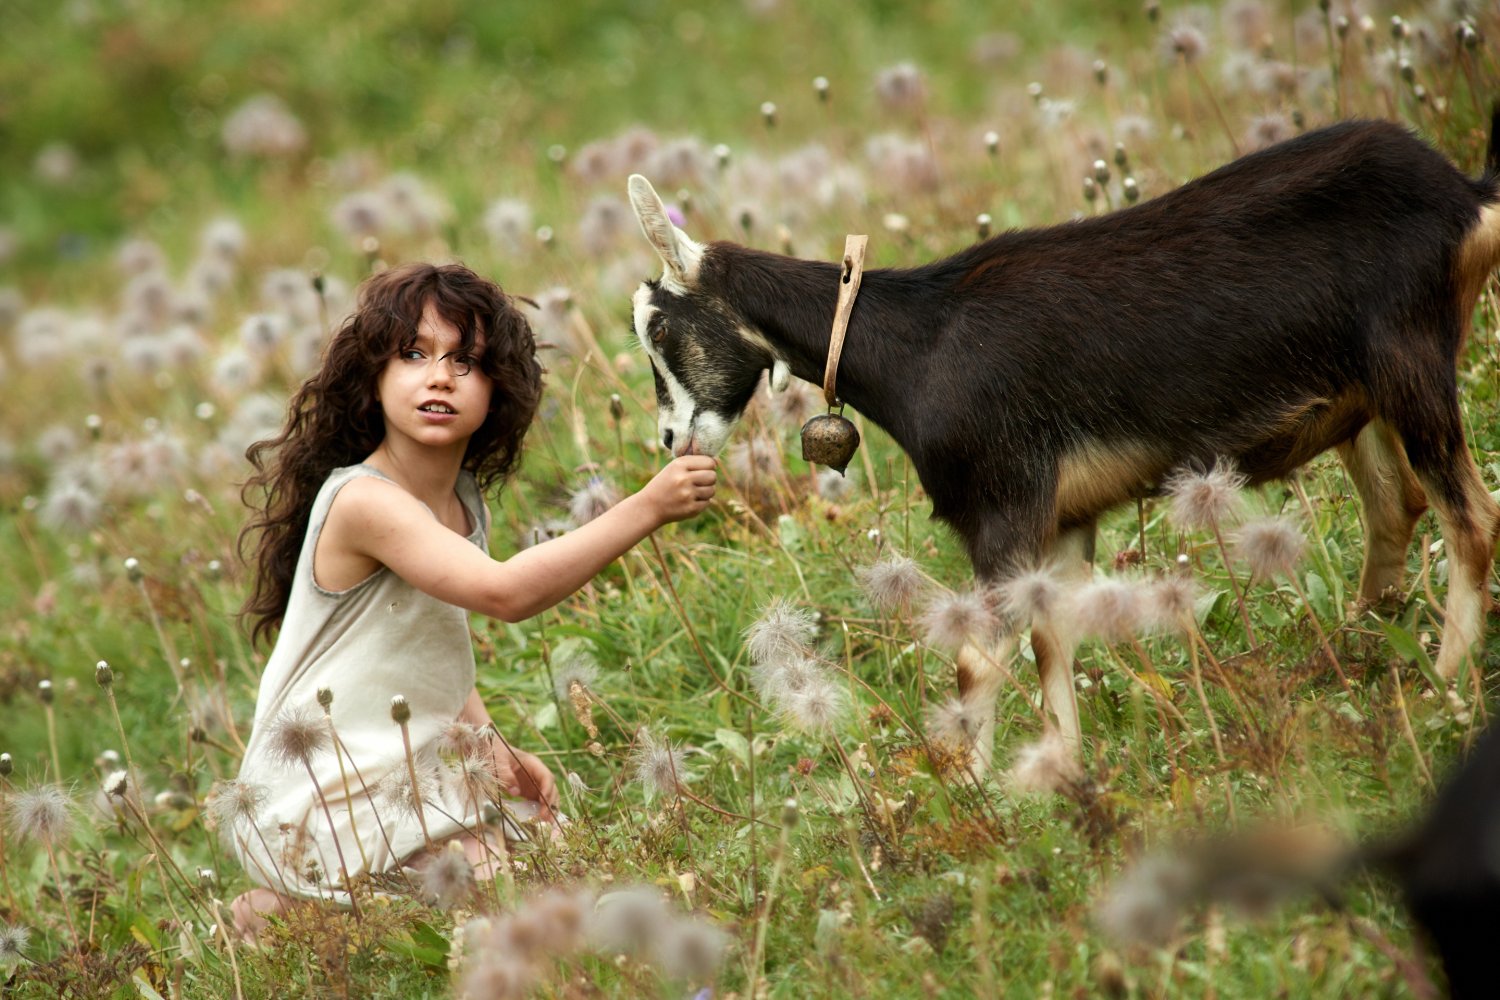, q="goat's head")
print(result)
[627,174,789,456]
